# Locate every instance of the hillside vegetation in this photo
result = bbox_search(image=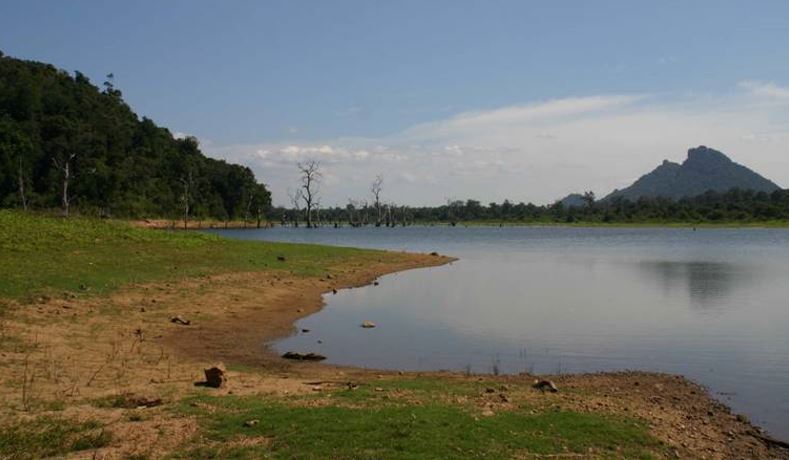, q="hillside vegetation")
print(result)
[0,51,269,220]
